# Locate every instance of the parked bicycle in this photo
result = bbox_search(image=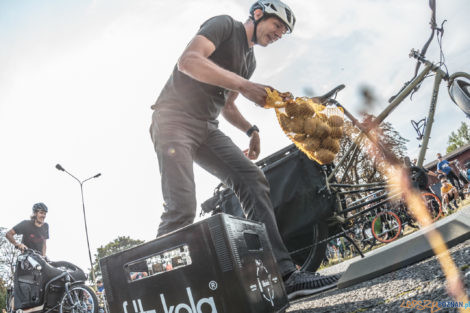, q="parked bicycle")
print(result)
[201,0,470,273]
[370,192,442,243]
[6,249,98,313]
